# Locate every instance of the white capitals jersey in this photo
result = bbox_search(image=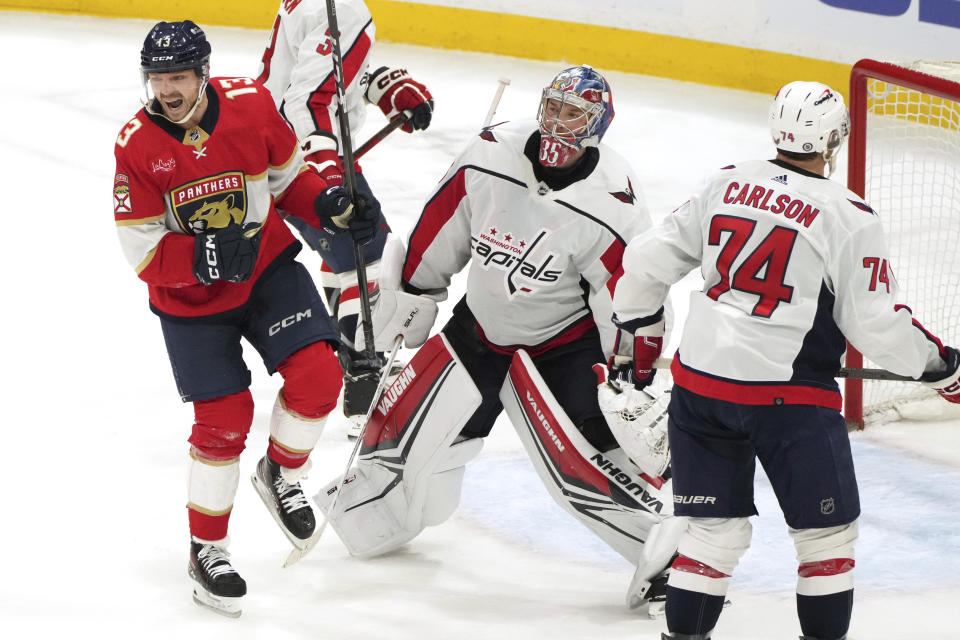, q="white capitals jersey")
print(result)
[402,120,651,357]
[612,158,947,409]
[256,0,374,143]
